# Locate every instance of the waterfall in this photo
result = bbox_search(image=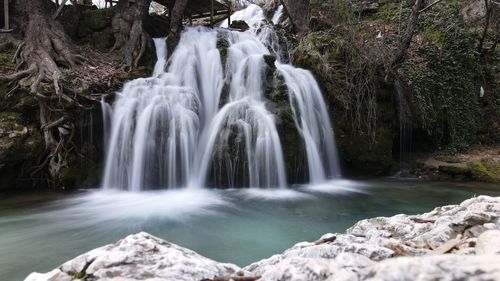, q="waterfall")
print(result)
[152,37,167,77]
[101,5,340,191]
[276,64,341,181]
[100,97,112,155]
[271,5,283,24]
[394,80,412,170]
